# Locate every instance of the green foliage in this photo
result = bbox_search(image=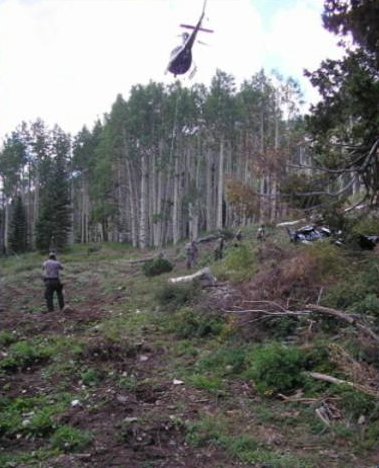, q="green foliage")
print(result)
[216,244,256,282]
[248,344,306,395]
[36,129,72,252]
[118,374,138,392]
[187,374,224,394]
[333,385,376,420]
[306,242,348,280]
[142,257,173,277]
[358,423,379,450]
[80,368,103,387]
[0,340,54,370]
[305,0,379,202]
[167,307,223,339]
[262,316,299,339]
[0,394,71,438]
[216,228,235,240]
[0,330,17,347]
[349,215,379,246]
[155,282,200,311]
[350,293,379,319]
[8,196,28,253]
[322,259,379,314]
[186,415,226,447]
[196,346,248,376]
[50,425,93,452]
[186,415,314,467]
[280,173,324,210]
[27,407,56,437]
